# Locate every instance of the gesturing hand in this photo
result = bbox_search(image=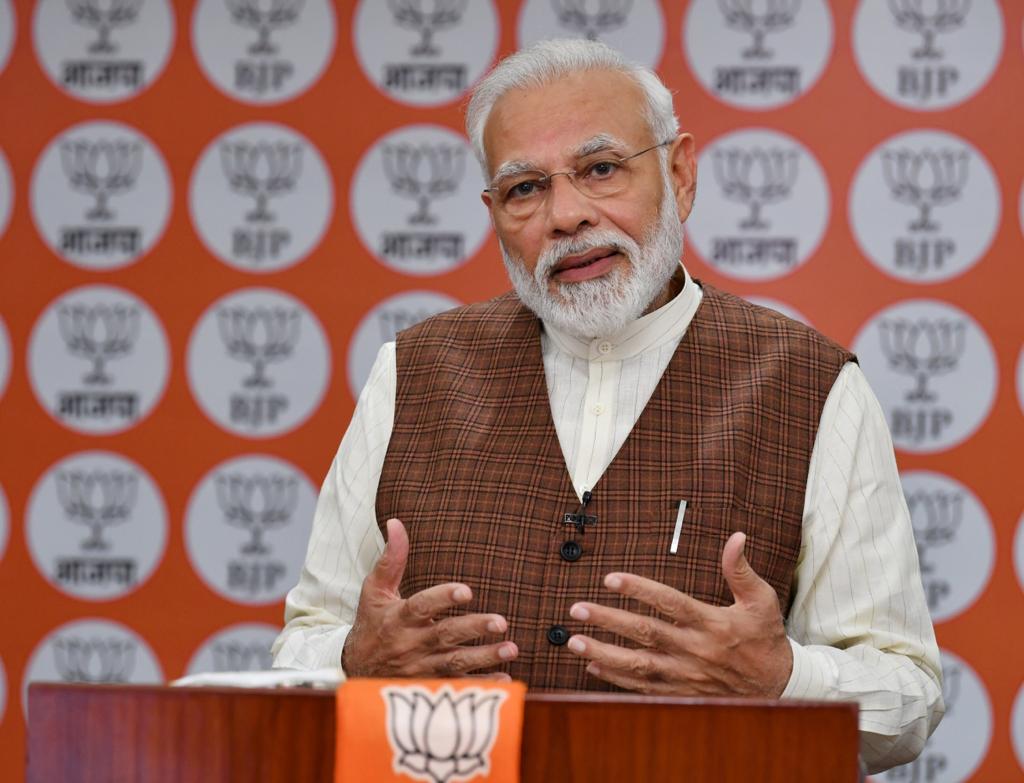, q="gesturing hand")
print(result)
[565,532,793,697]
[342,518,519,678]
